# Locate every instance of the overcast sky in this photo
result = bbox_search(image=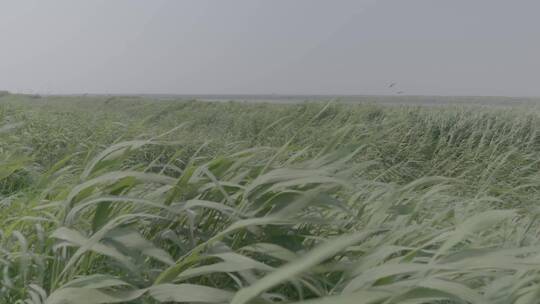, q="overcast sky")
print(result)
[1,0,539,96]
